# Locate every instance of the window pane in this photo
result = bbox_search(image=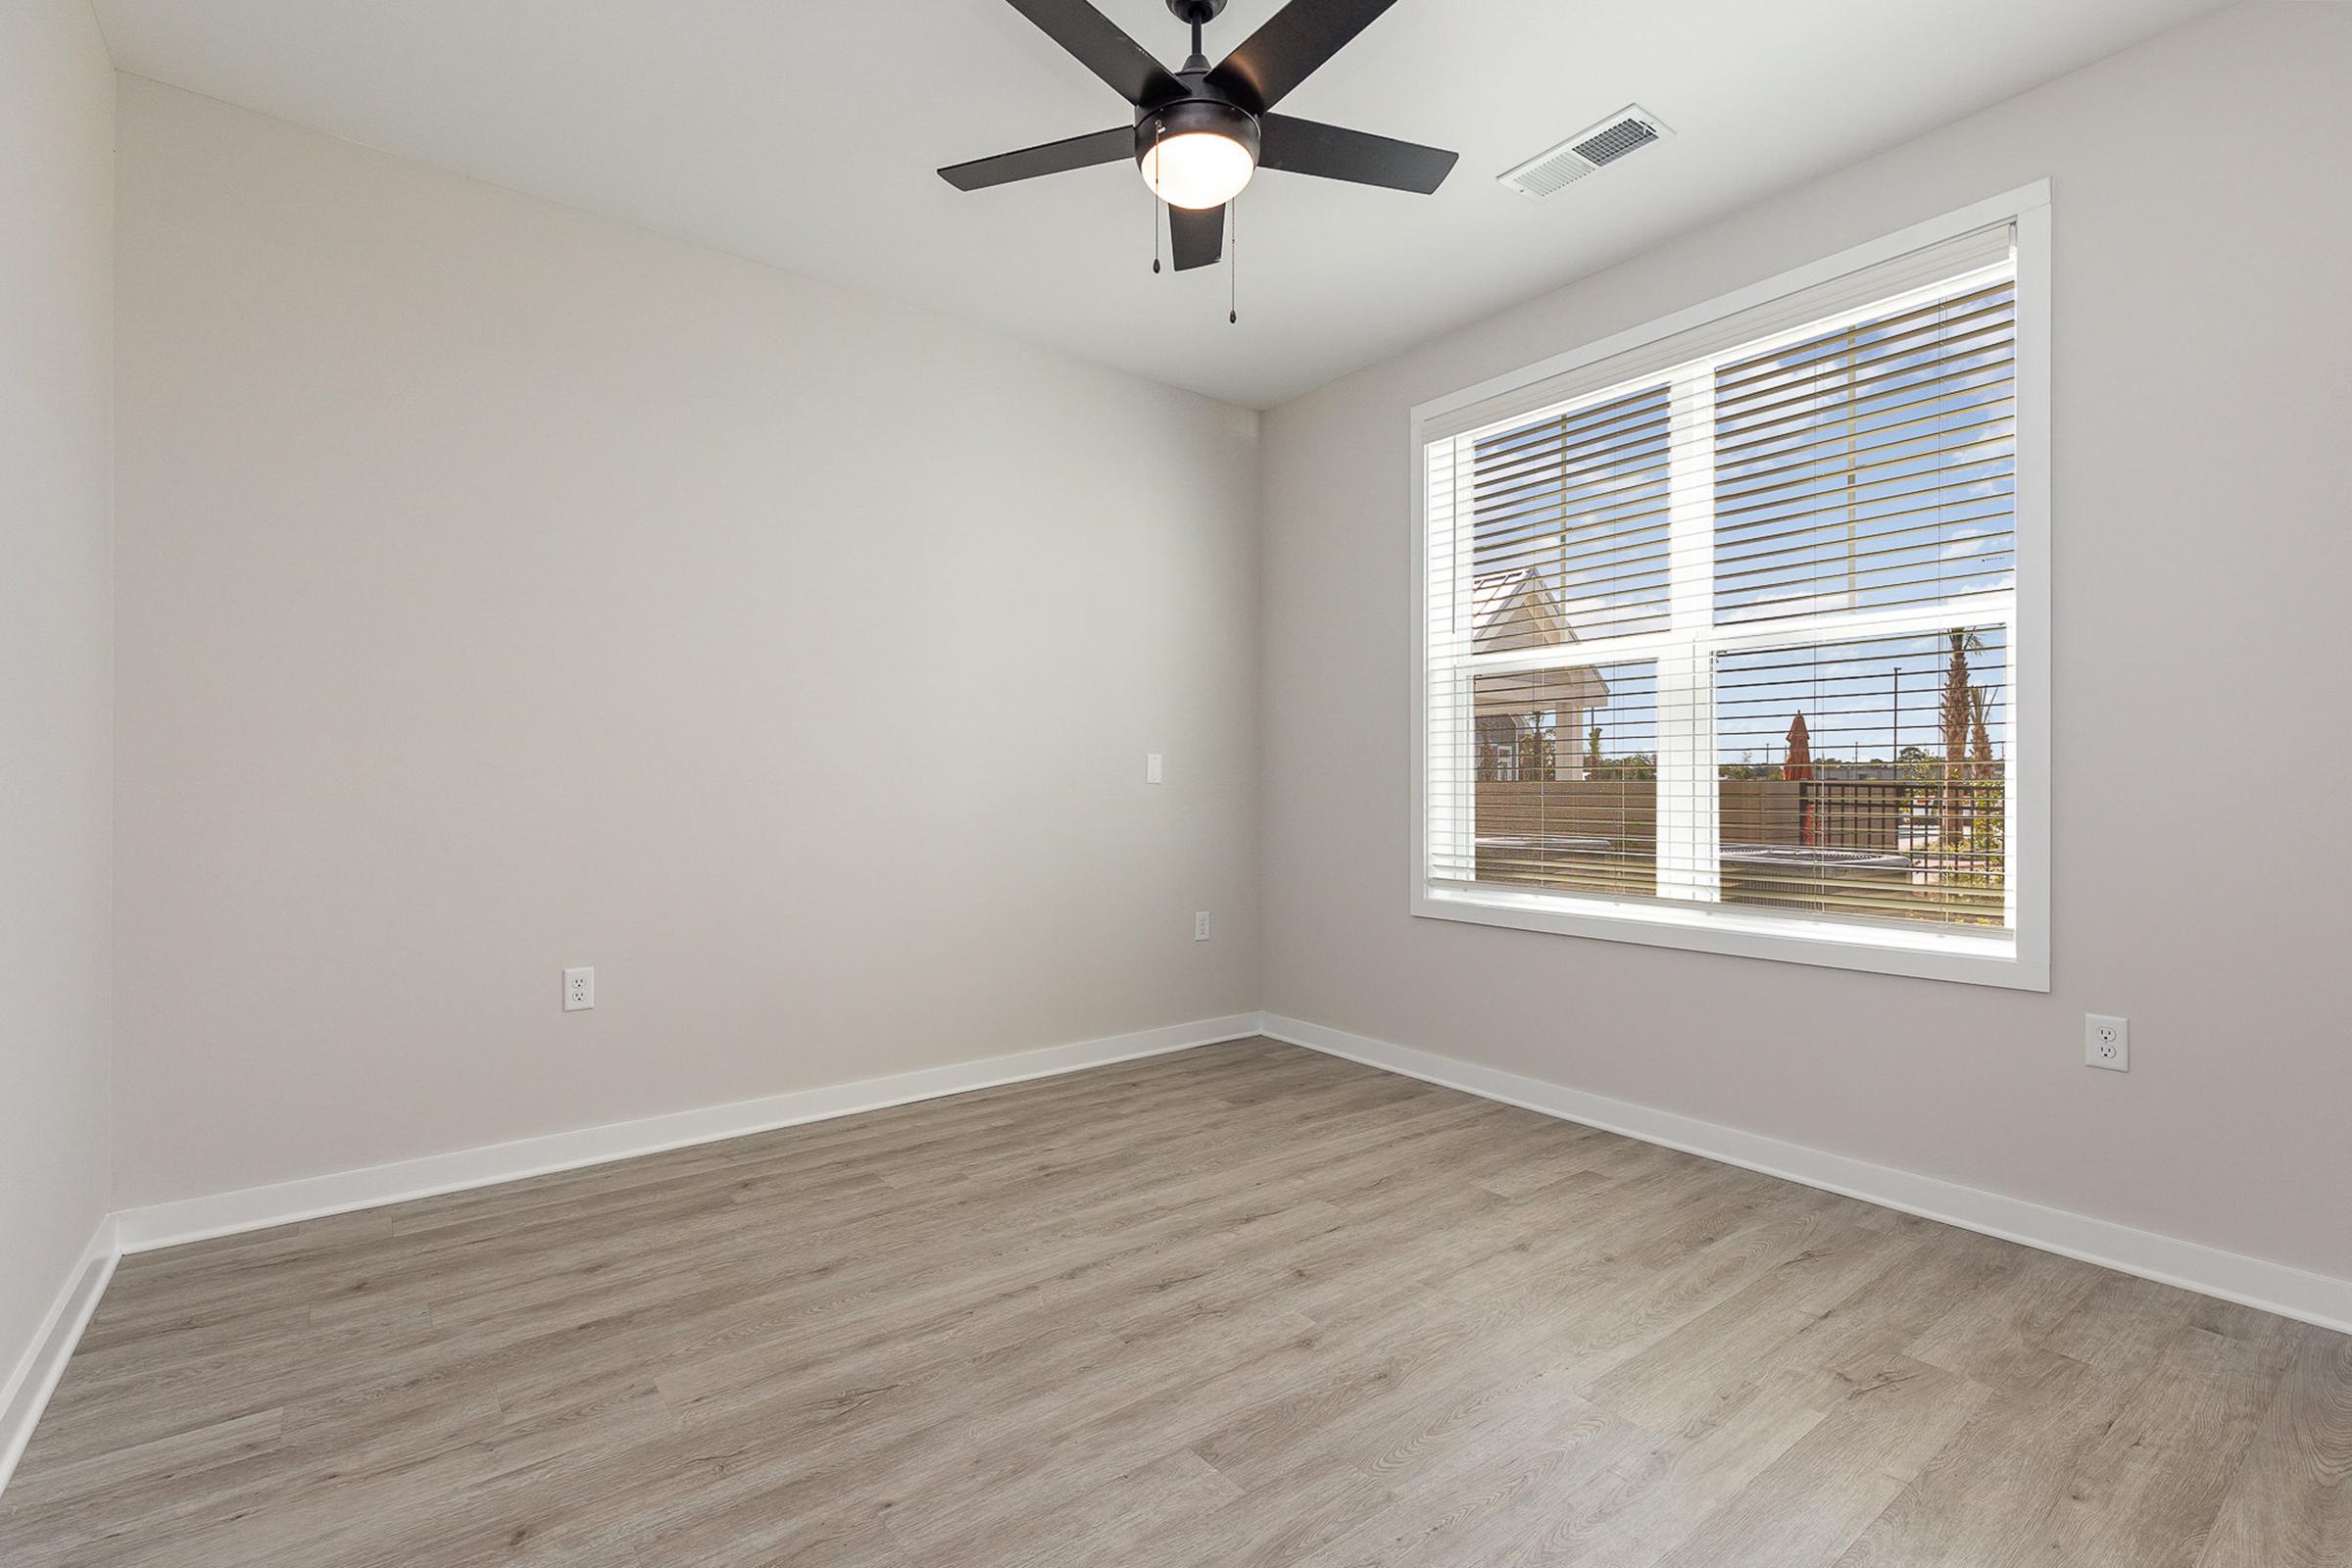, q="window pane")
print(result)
[1471,661,1658,897]
[1469,384,1672,650]
[1713,279,2015,626]
[1714,628,2008,927]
